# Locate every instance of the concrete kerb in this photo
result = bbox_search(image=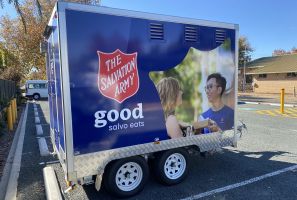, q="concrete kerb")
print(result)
[43,166,62,200]
[0,103,28,200]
